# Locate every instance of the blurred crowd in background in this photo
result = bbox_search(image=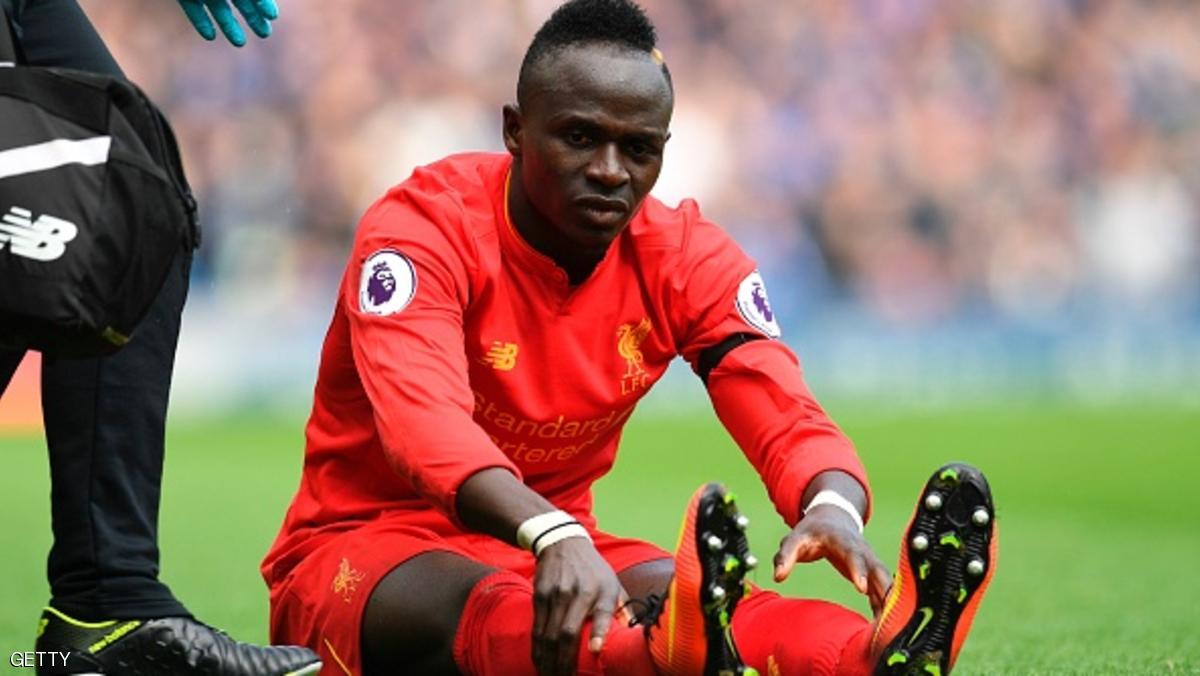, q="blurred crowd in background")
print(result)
[70,0,1200,408]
